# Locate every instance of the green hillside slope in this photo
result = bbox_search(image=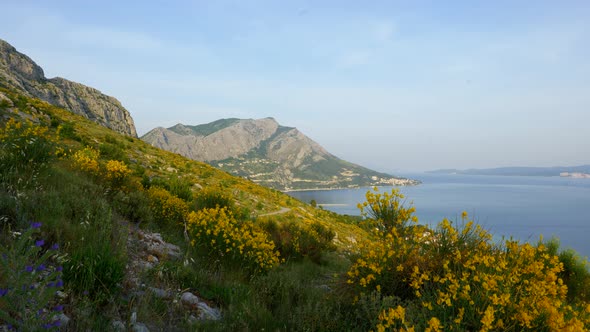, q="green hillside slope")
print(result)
[1,87,589,331]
